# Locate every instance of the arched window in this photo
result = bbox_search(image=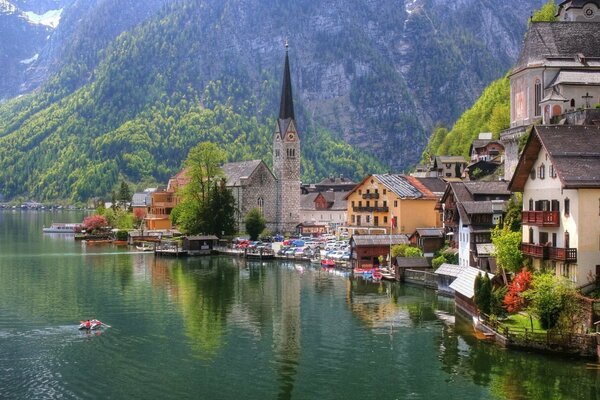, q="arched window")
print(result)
[534,79,542,116]
[570,99,575,108]
[257,197,264,215]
